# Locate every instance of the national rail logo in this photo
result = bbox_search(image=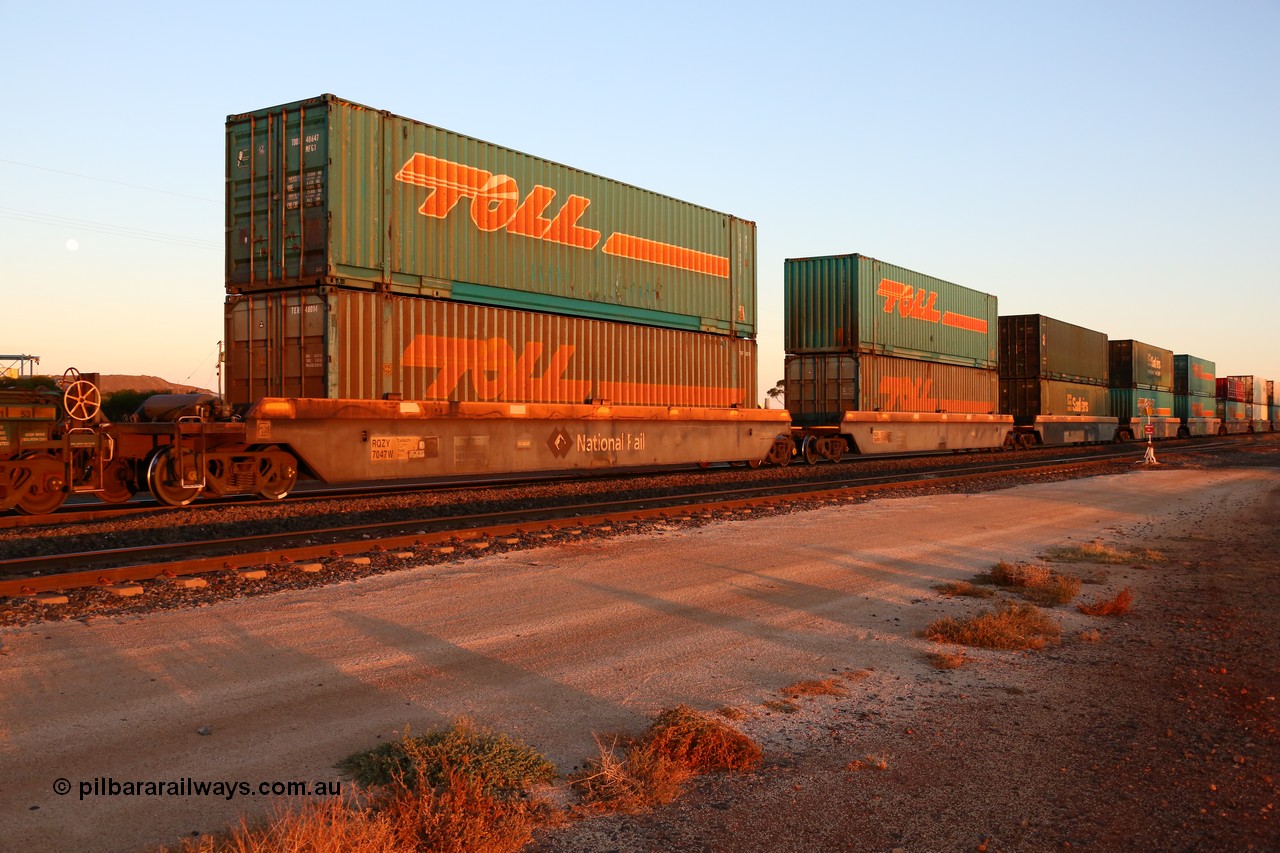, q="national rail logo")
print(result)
[395,154,731,279]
